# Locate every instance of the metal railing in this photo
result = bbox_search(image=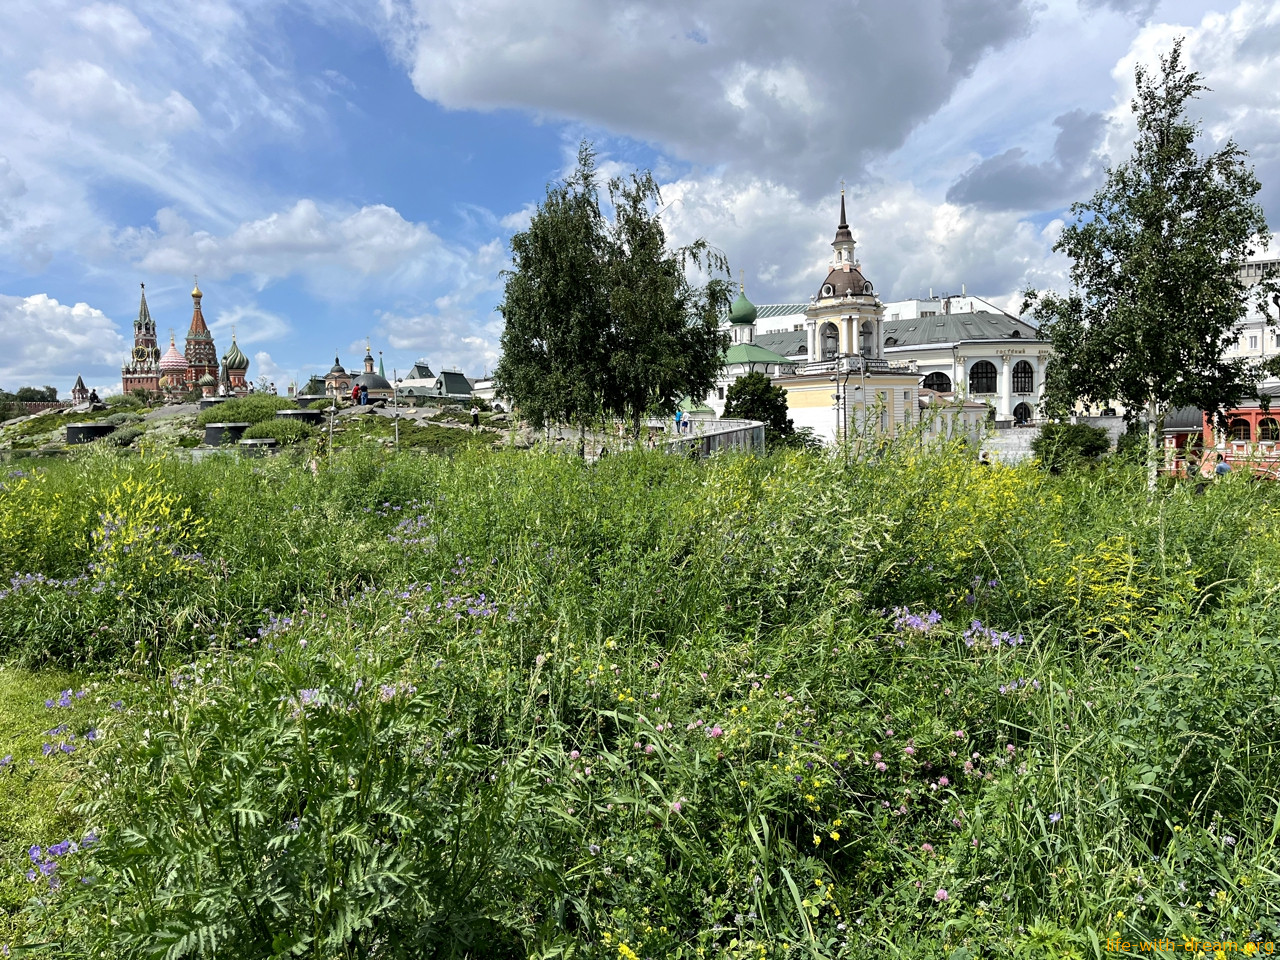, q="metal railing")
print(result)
[659,418,765,457]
